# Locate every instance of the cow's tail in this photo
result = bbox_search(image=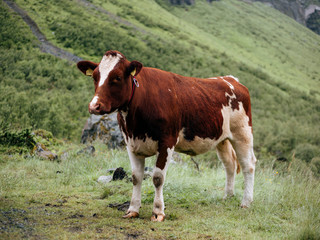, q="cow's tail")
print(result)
[231,147,241,174]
